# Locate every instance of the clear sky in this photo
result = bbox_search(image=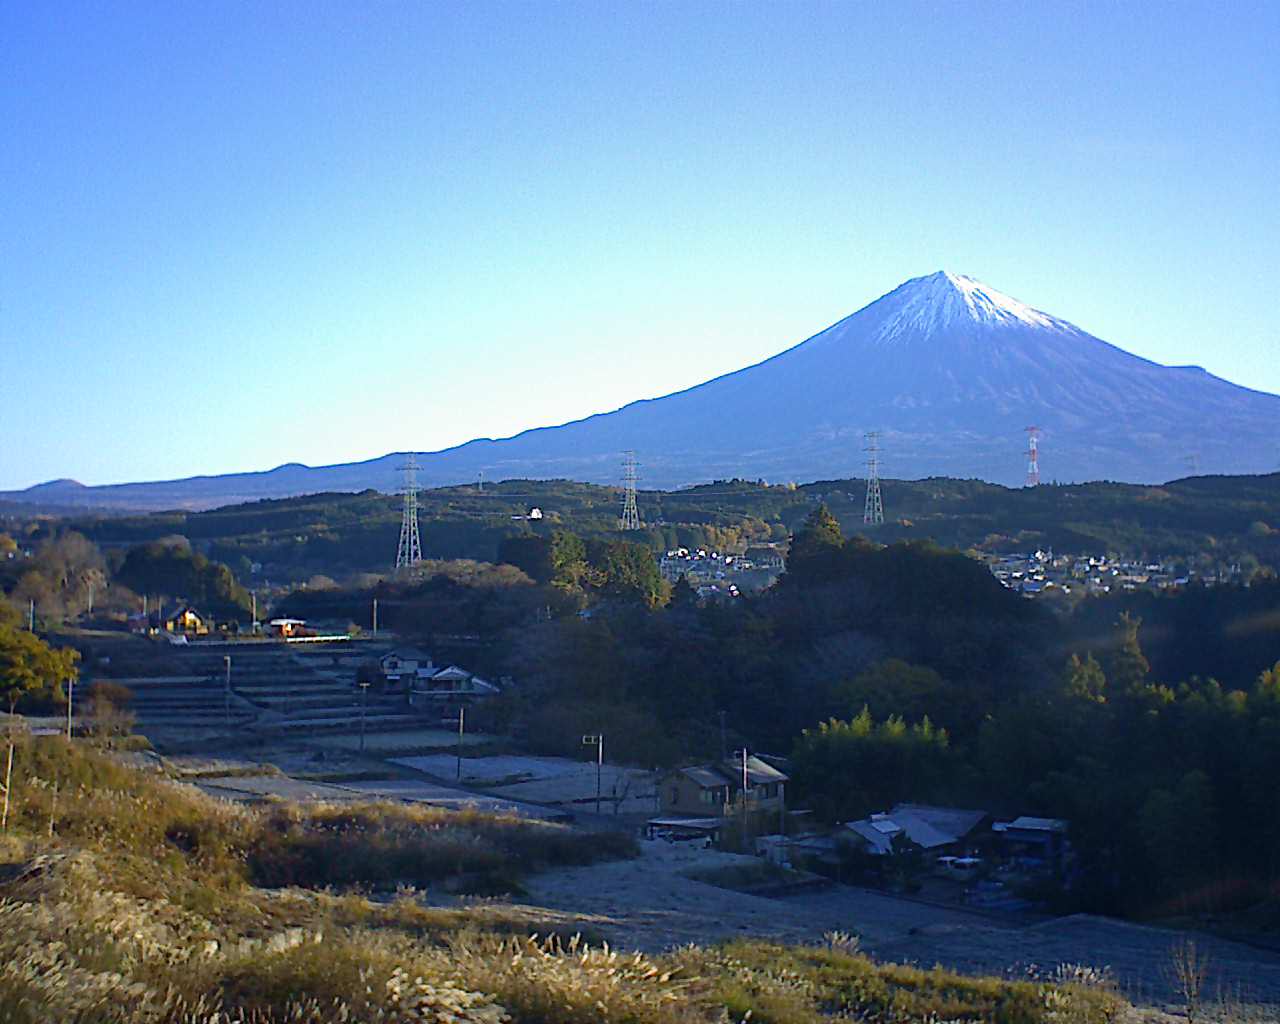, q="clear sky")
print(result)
[2,1,1277,489]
